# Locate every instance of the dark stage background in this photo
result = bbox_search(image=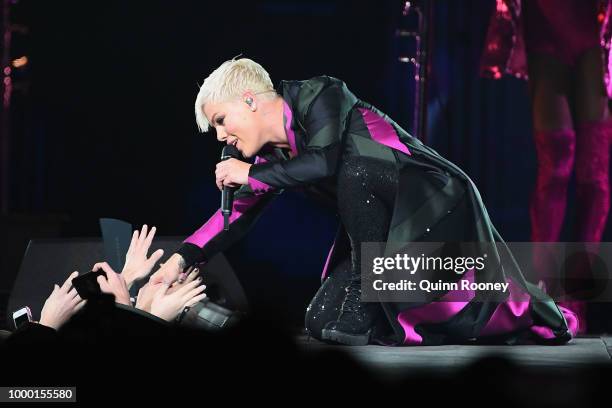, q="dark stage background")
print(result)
[1,0,610,328]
